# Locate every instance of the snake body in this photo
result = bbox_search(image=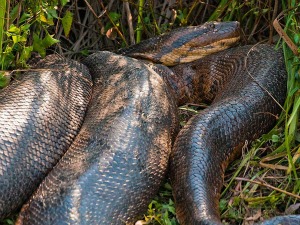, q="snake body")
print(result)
[0,21,298,224]
[16,52,179,224]
[0,55,93,218]
[169,45,296,224]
